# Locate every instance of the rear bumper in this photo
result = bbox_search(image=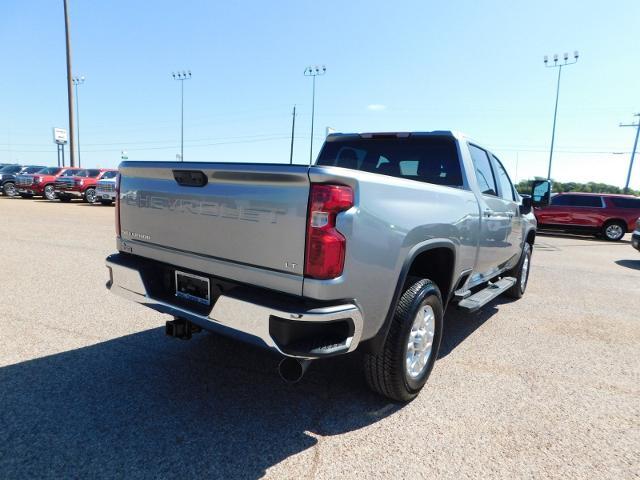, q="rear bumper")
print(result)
[105,253,363,359]
[632,231,640,251]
